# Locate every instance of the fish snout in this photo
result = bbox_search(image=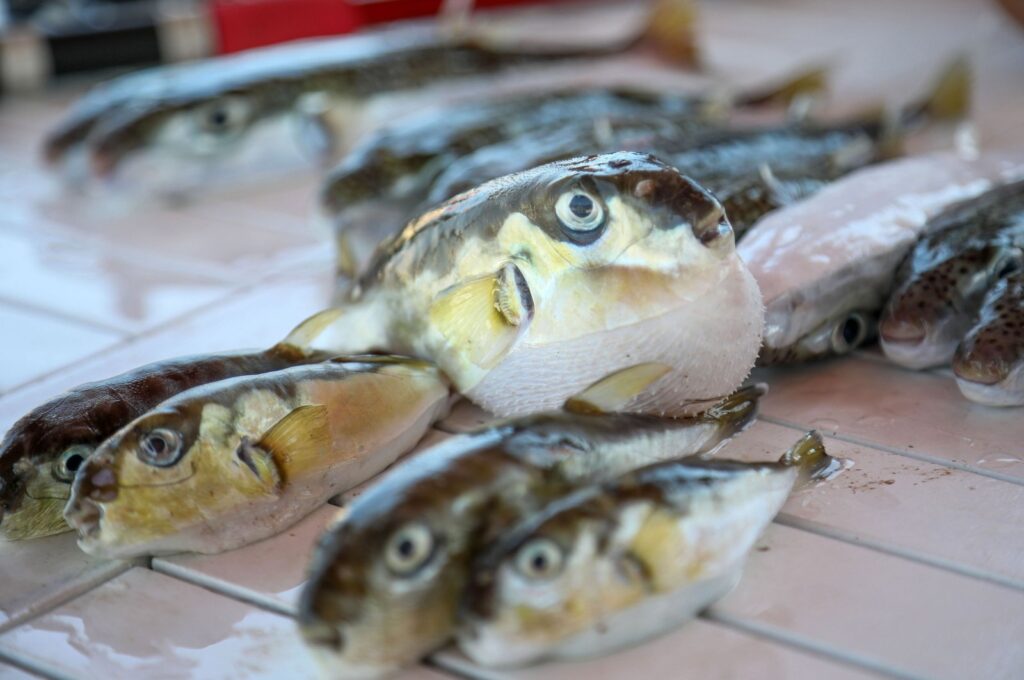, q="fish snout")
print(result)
[634,171,732,247]
[879,314,927,344]
[71,452,120,504]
